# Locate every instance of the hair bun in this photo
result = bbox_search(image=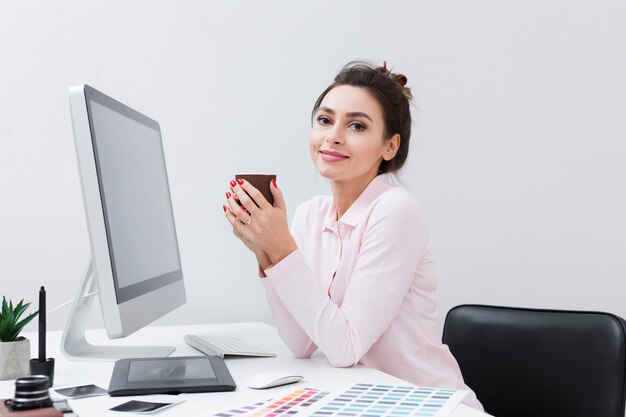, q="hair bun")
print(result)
[393,73,408,86]
[380,61,408,86]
